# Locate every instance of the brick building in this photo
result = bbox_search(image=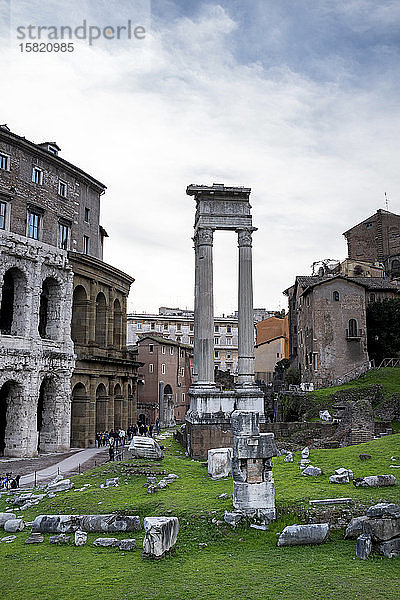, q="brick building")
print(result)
[284,274,399,388]
[135,335,193,426]
[0,125,140,455]
[343,209,400,277]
